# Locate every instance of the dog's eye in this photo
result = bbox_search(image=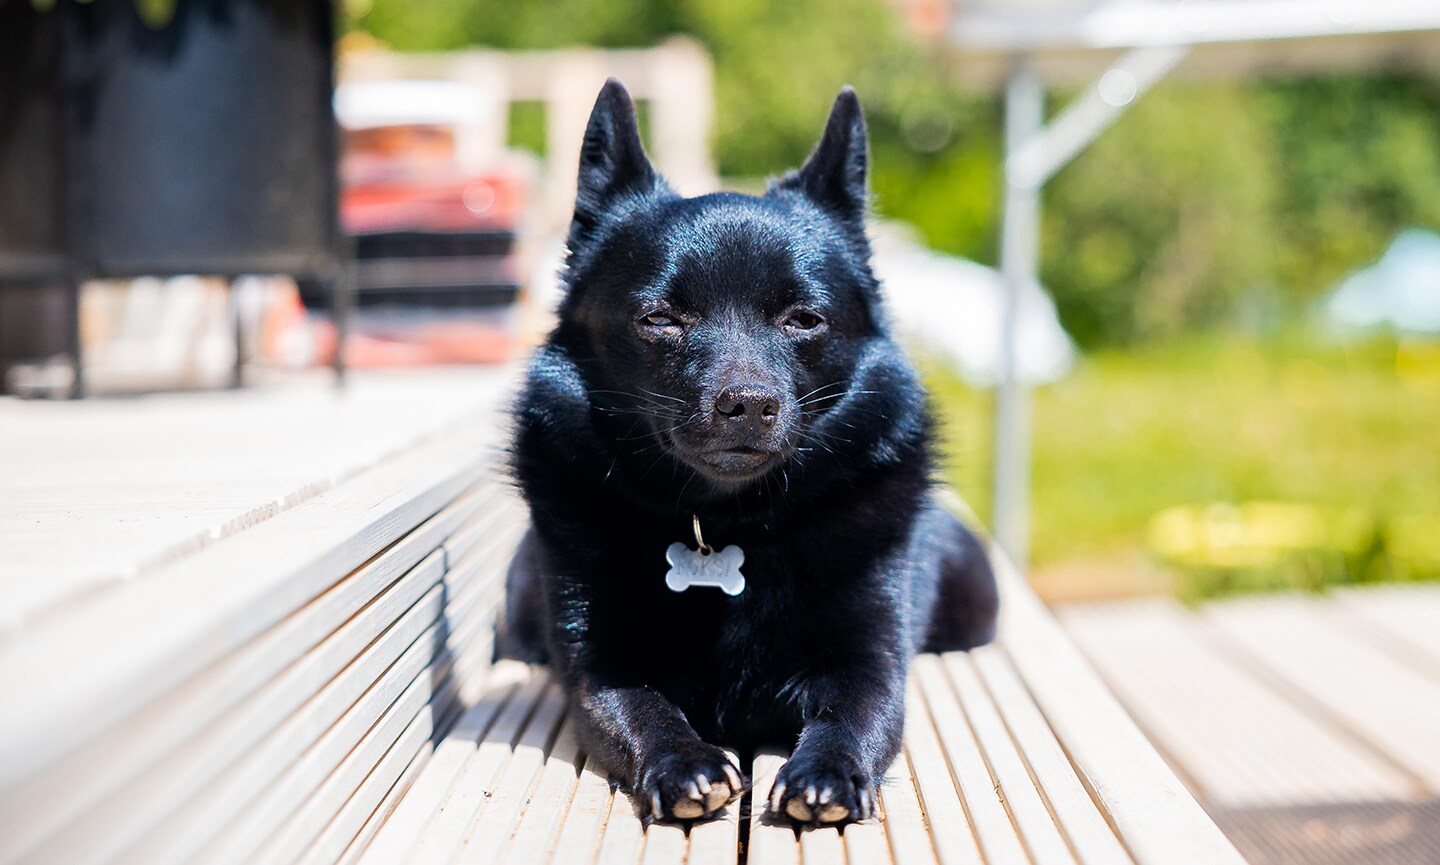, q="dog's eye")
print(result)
[782,310,825,334]
[640,311,681,329]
